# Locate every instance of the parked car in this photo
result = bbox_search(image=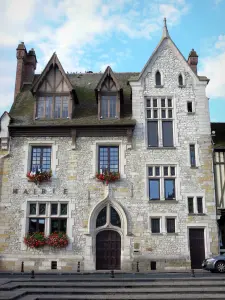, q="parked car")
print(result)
[202,254,225,273]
